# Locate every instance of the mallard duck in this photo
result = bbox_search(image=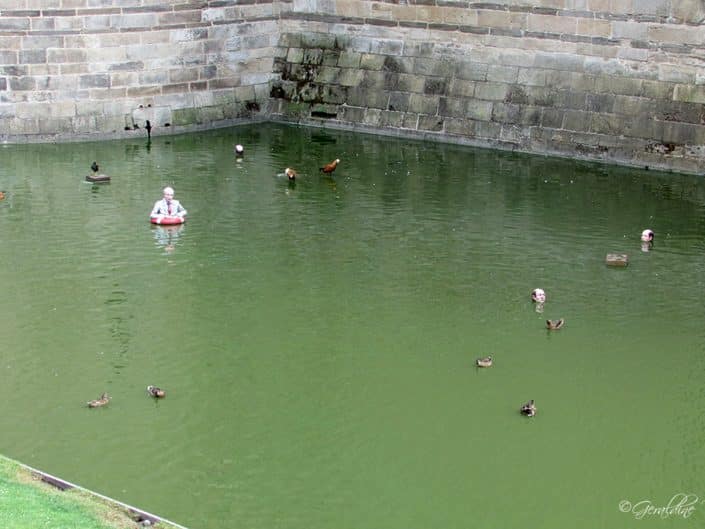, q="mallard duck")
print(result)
[520,399,536,417]
[87,393,110,408]
[91,161,99,174]
[285,167,297,180]
[234,144,244,157]
[546,319,564,330]
[476,355,493,368]
[147,385,166,398]
[320,158,340,174]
